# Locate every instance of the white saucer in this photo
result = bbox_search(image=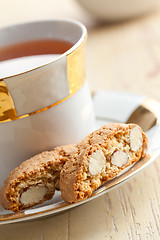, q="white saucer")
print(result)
[0,91,160,225]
